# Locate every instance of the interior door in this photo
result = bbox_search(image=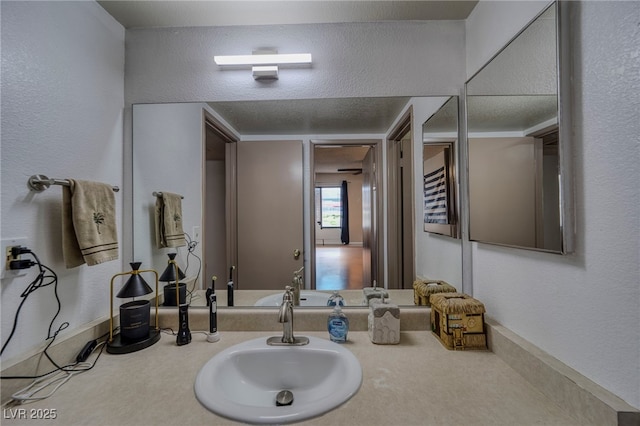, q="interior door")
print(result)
[236,140,304,289]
